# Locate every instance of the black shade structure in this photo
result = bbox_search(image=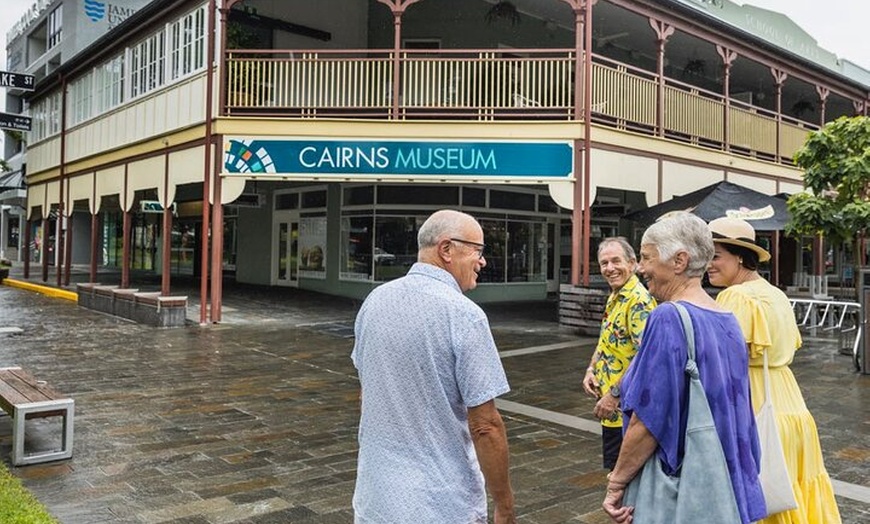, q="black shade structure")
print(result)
[623,181,791,231]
